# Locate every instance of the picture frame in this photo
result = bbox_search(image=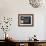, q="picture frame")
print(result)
[18,14,34,26]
